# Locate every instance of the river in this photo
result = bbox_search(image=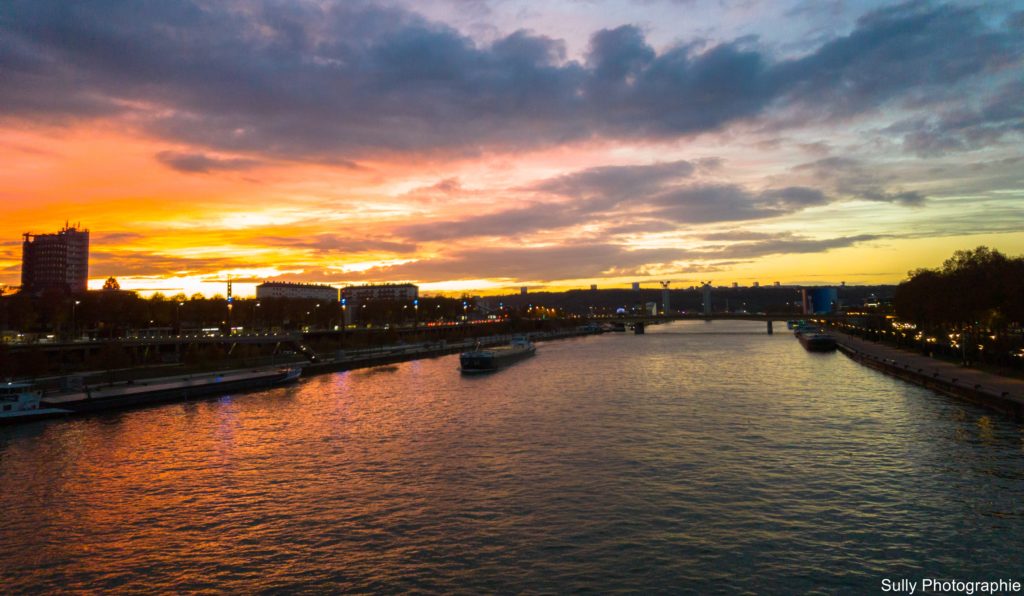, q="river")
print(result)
[2,321,1022,592]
